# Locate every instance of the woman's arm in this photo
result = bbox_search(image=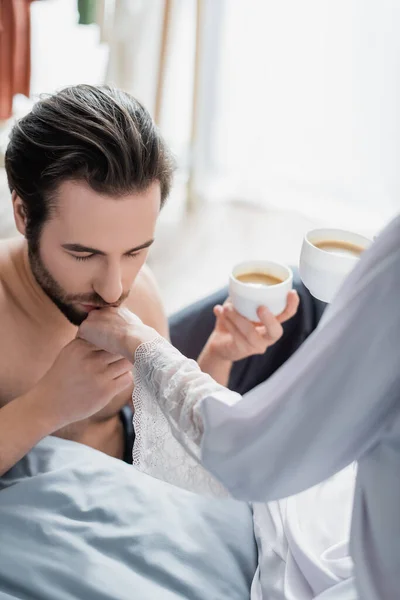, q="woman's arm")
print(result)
[130,228,400,501]
[78,215,400,502]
